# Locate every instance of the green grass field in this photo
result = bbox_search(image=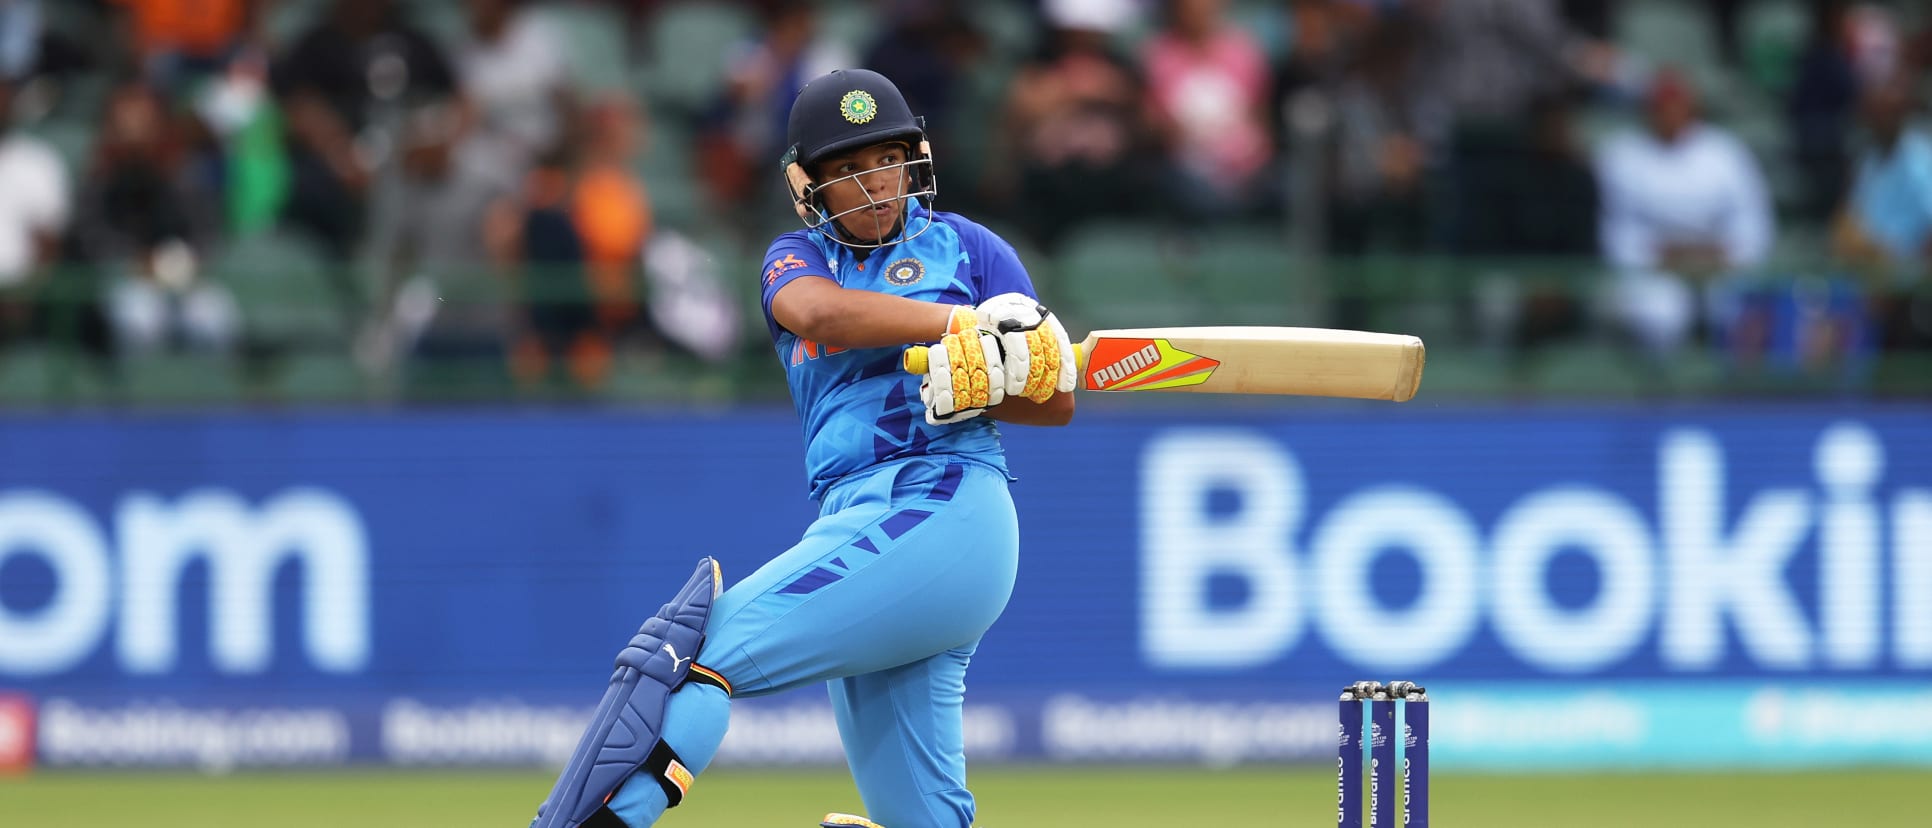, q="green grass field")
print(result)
[3,766,1927,826]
